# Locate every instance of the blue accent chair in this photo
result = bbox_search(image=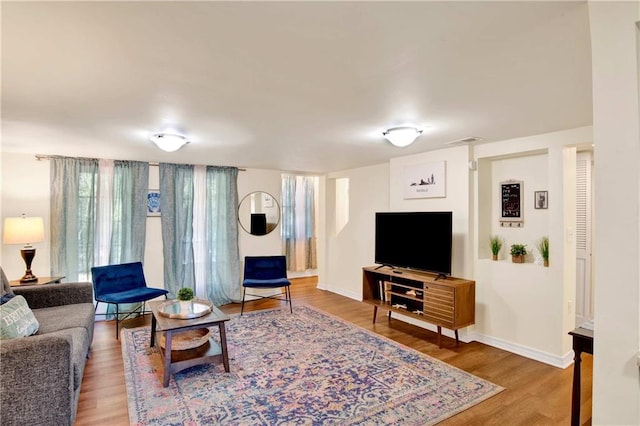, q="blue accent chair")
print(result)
[91,262,169,339]
[241,255,292,315]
